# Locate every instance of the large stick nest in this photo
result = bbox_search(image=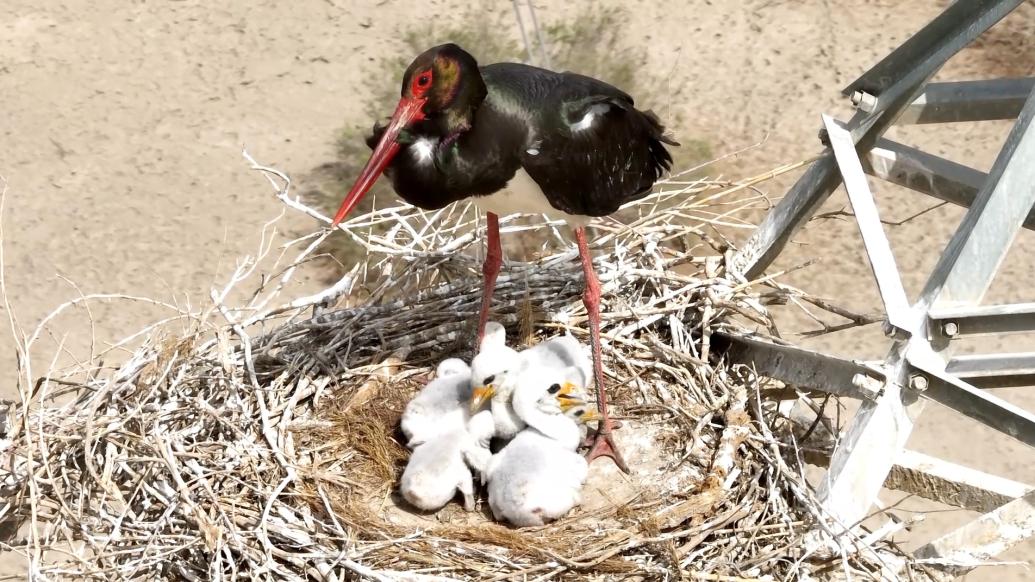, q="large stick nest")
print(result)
[0,158,916,580]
